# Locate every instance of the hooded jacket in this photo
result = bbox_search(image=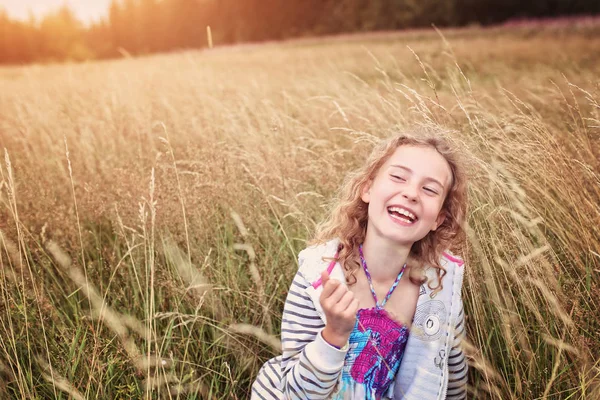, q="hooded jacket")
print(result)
[251,239,468,399]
